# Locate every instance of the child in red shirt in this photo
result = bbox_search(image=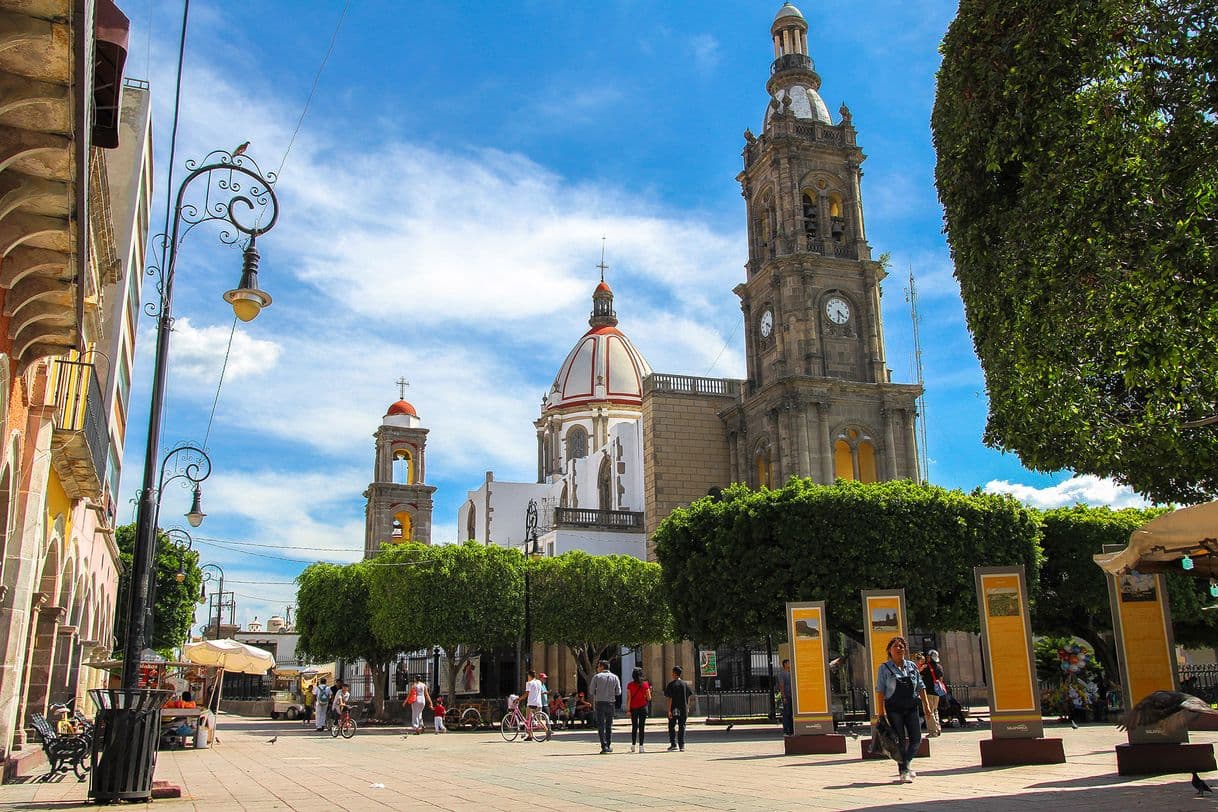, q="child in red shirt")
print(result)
[433,698,447,733]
